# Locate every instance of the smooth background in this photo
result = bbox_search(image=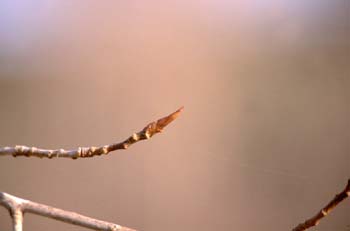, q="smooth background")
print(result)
[0,1,349,230]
